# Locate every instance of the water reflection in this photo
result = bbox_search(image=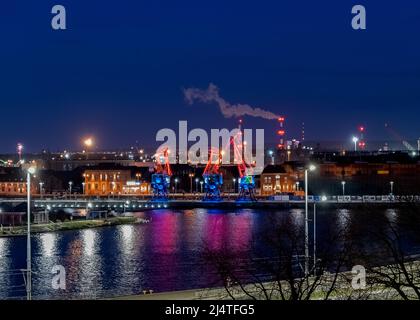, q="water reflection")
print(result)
[1,207,418,299]
[205,212,229,251]
[39,233,57,257]
[83,229,96,256]
[337,209,351,229]
[119,225,134,249]
[203,210,253,252]
[290,209,304,227]
[0,238,11,299]
[77,229,104,298]
[385,209,398,223]
[150,211,179,254]
[0,238,8,258]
